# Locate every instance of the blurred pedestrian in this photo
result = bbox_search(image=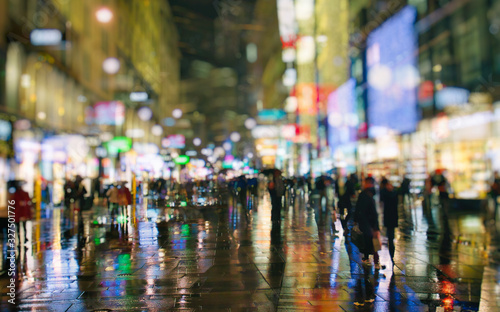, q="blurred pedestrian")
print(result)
[490,171,500,222]
[336,173,355,235]
[354,177,382,269]
[432,169,451,221]
[74,175,87,211]
[63,179,75,209]
[380,178,399,264]
[268,171,284,224]
[316,176,327,209]
[400,175,412,210]
[236,176,248,211]
[106,183,120,216]
[423,174,433,215]
[7,180,33,243]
